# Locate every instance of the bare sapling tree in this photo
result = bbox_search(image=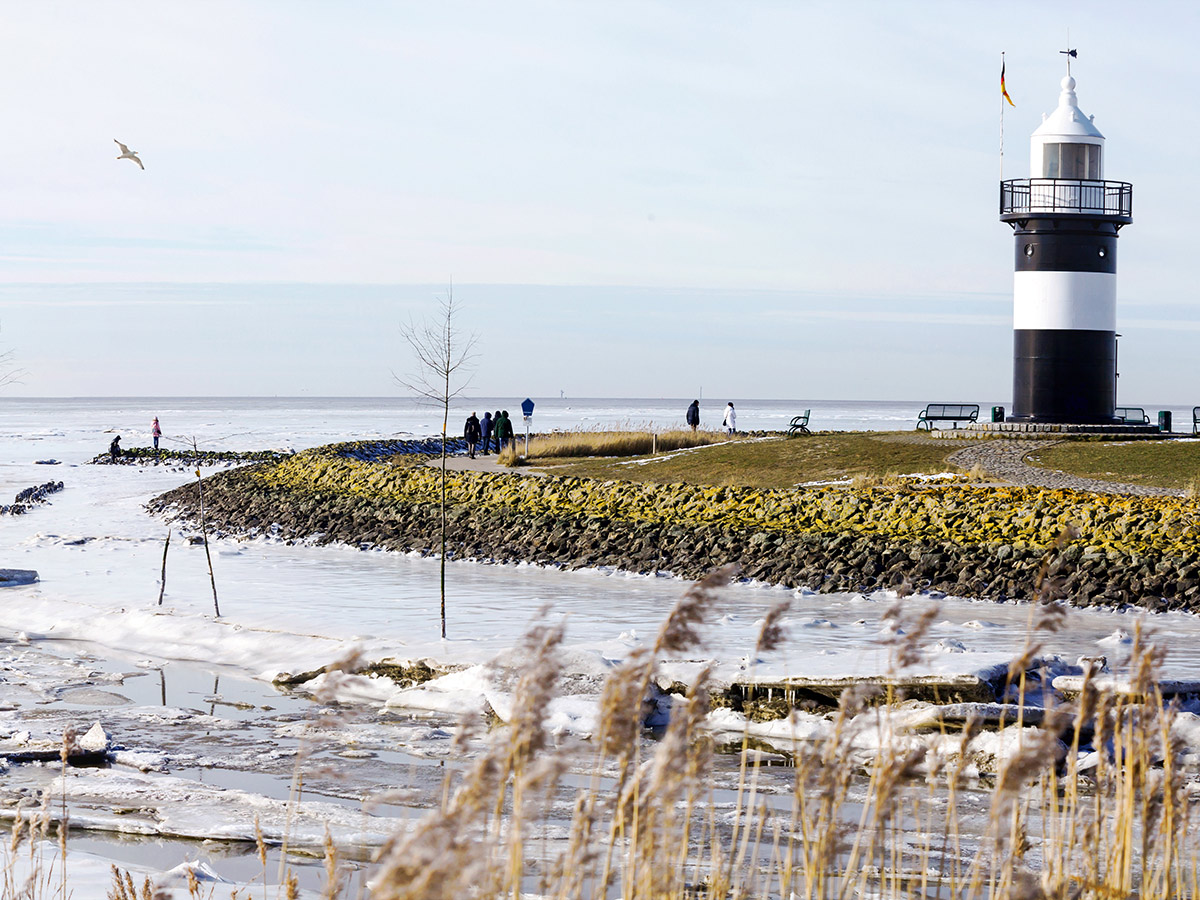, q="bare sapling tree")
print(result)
[397,287,478,640]
[0,350,20,390]
[0,325,26,390]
